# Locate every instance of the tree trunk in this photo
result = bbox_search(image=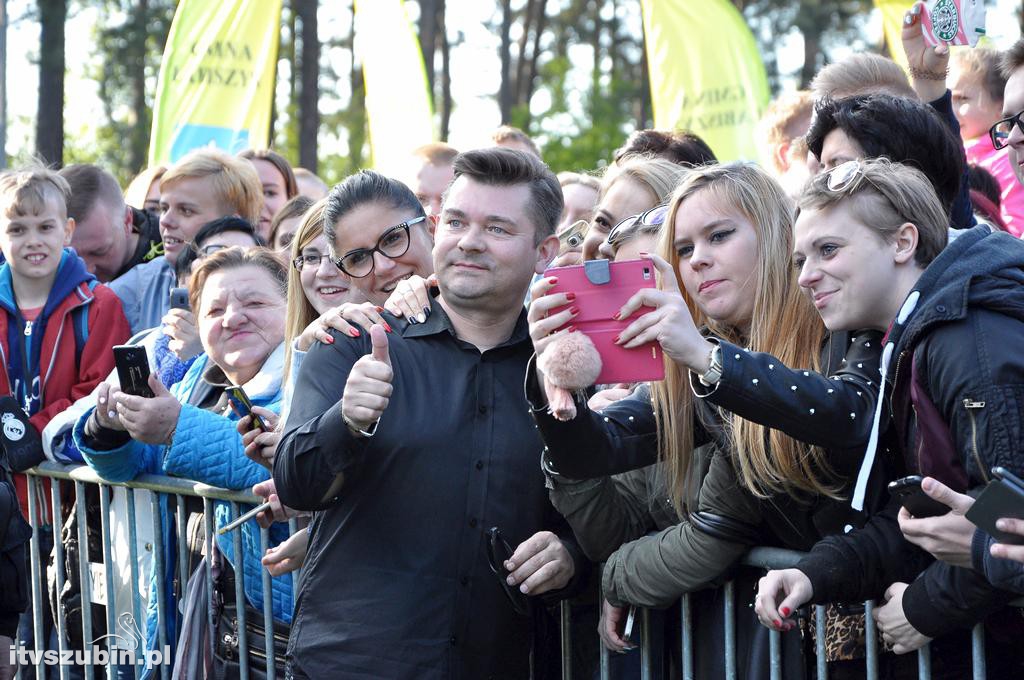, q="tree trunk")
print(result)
[128,0,148,173]
[498,0,513,123]
[0,0,7,169]
[36,0,66,166]
[514,0,535,106]
[418,0,438,97]
[297,0,319,171]
[439,0,452,141]
[799,26,821,89]
[639,18,650,130]
[520,0,548,125]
